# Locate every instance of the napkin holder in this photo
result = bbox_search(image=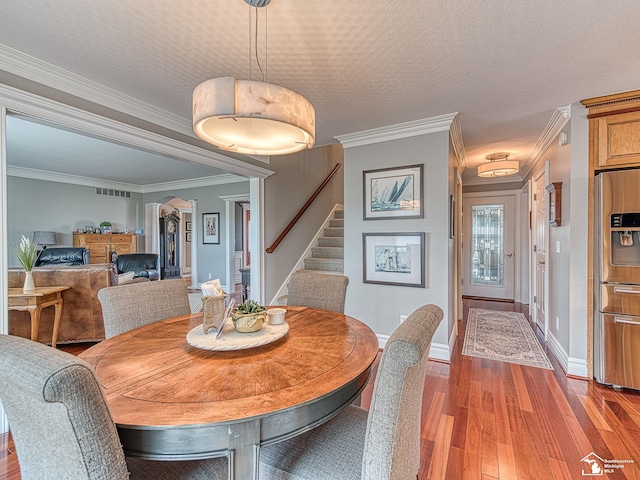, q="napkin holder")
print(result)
[202,293,227,334]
